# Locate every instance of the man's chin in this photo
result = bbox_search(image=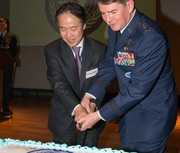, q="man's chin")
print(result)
[110,26,120,31]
